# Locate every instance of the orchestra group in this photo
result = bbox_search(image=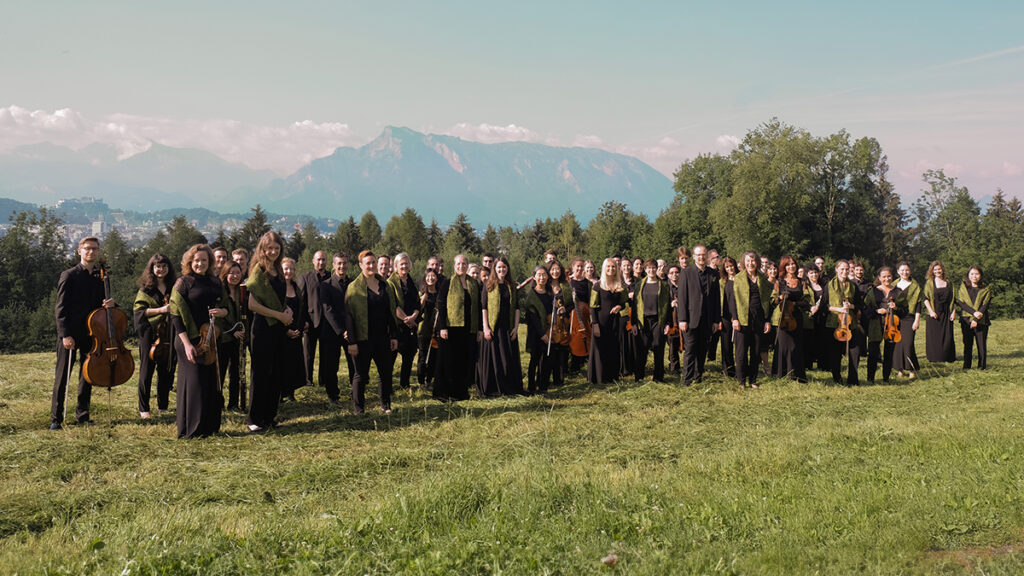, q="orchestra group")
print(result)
[50,235,993,438]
